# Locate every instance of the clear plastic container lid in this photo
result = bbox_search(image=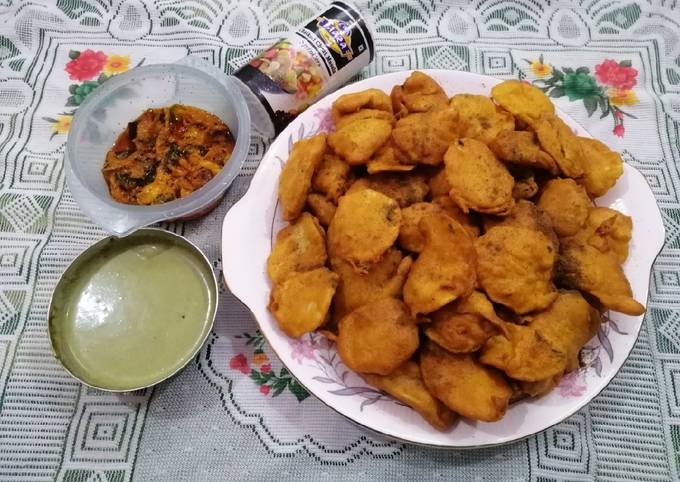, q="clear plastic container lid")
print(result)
[66,57,251,236]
